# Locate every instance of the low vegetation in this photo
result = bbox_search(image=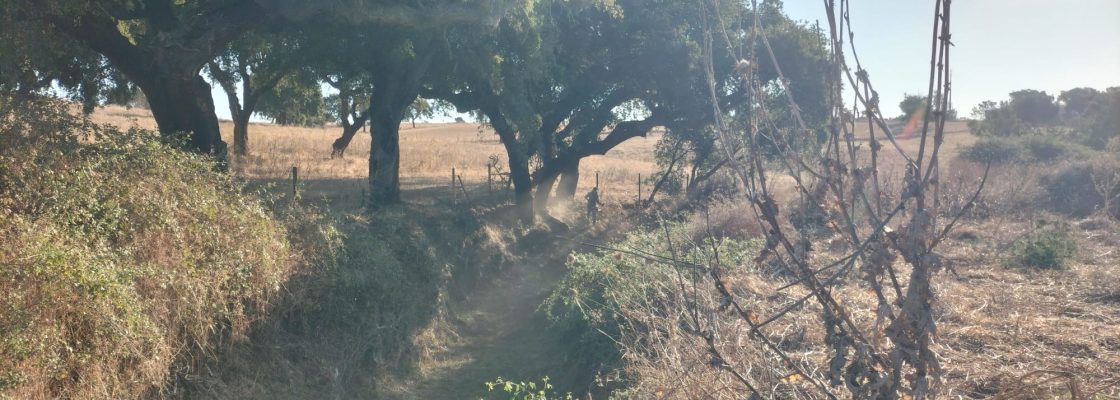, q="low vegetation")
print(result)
[1010,221,1078,270]
[547,224,765,397]
[0,97,332,398]
[959,136,1120,219]
[175,203,528,399]
[958,135,1091,165]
